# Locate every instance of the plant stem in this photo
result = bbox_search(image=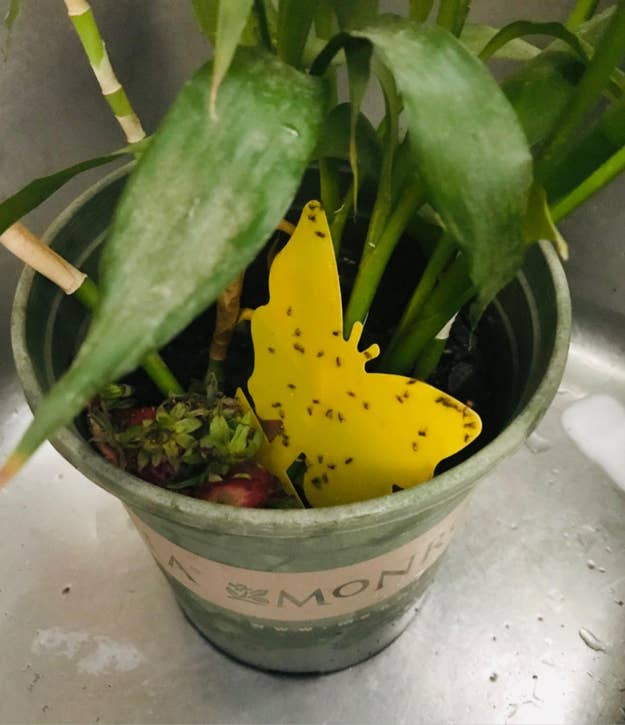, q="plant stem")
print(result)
[318,158,341,223]
[277,0,315,68]
[253,0,273,52]
[384,232,455,358]
[410,0,435,23]
[436,0,470,37]
[551,142,625,221]
[360,62,400,266]
[63,0,145,143]
[567,0,600,30]
[1,223,182,395]
[536,1,625,185]
[383,260,473,375]
[330,180,354,254]
[413,337,445,380]
[344,181,424,334]
[207,273,244,385]
[73,275,99,308]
